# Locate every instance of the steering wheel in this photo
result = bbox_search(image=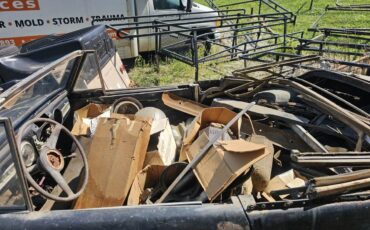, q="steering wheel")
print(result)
[17,118,89,202]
